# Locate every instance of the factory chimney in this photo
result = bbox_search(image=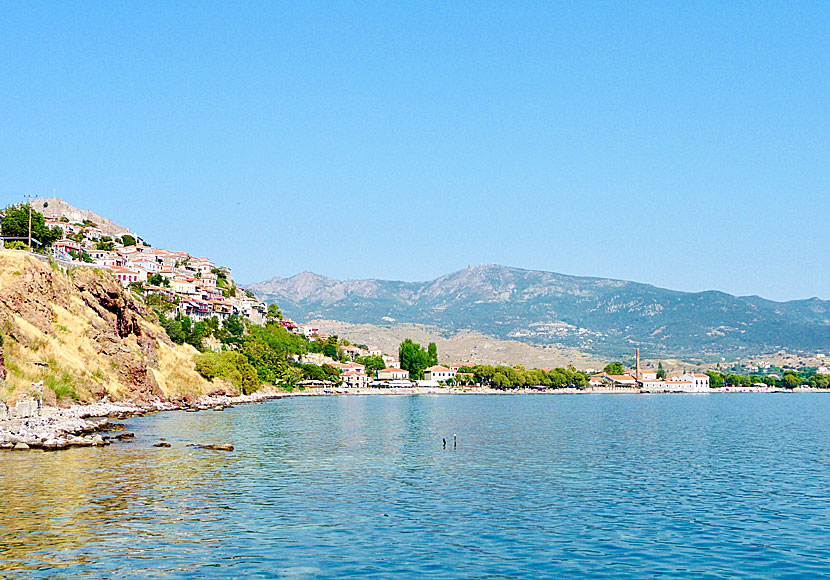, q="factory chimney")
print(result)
[636,348,641,380]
